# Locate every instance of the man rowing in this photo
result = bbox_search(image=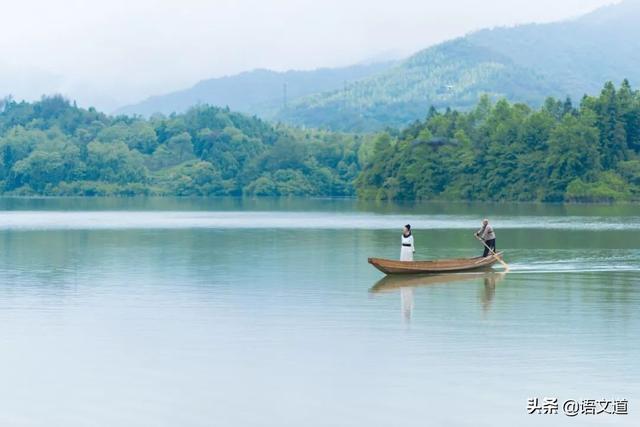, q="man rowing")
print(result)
[475,218,496,258]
